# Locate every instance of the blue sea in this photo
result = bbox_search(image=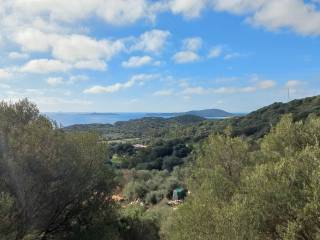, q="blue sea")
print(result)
[44,112,175,127]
